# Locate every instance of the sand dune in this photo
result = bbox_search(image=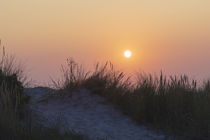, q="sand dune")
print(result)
[25,87,166,140]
